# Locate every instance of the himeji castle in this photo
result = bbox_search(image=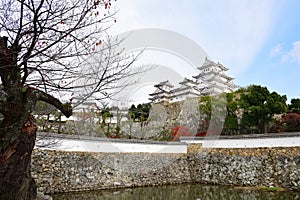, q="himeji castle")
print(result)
[149,57,237,103]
